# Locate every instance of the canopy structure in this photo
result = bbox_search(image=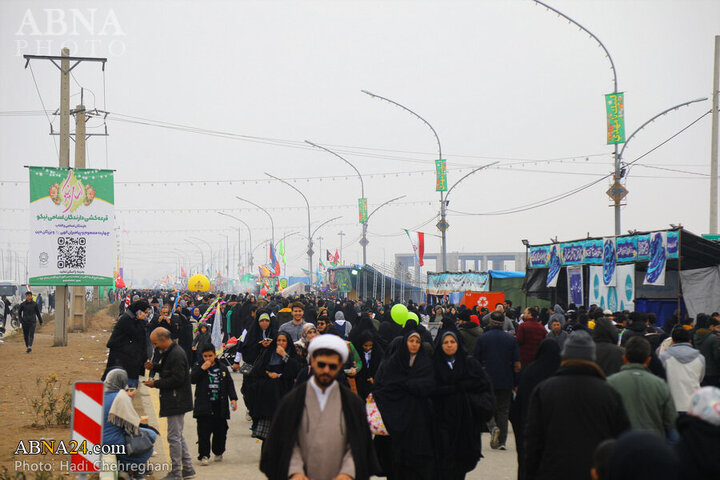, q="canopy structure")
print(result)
[327,265,424,304]
[522,227,720,320]
[426,270,534,309]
